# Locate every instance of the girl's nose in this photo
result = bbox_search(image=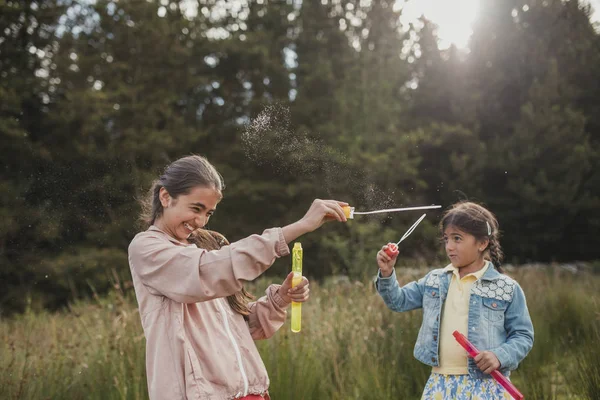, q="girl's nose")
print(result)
[195,215,207,228]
